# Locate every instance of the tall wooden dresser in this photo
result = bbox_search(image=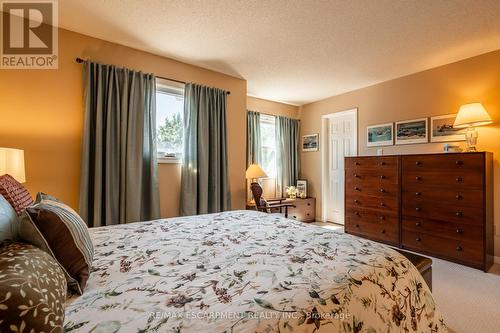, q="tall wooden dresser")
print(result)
[345,153,494,271]
[345,156,400,246]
